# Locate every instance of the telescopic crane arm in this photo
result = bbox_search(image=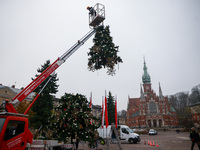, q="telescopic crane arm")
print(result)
[9,28,96,109]
[4,3,105,113]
